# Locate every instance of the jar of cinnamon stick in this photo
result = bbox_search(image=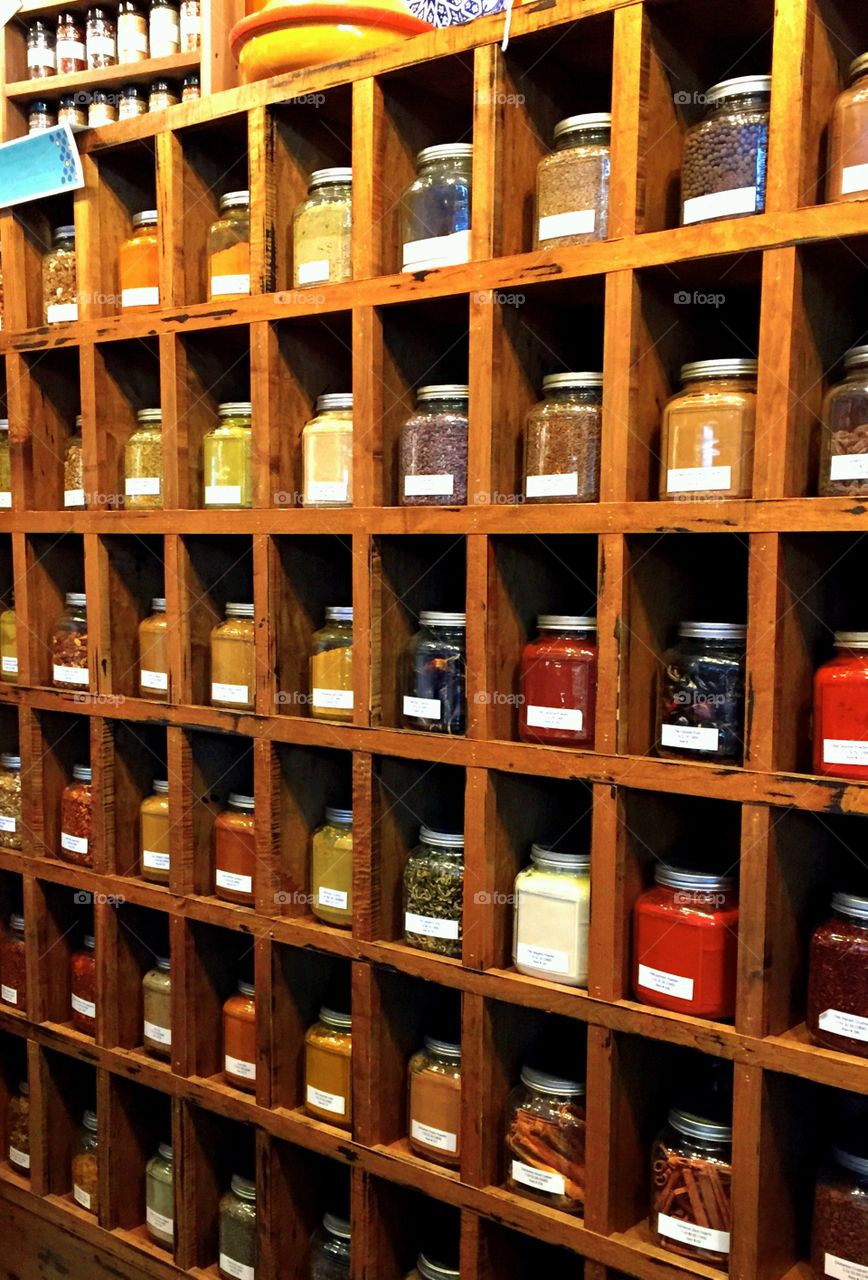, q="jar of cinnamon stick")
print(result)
[650,1108,732,1265]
